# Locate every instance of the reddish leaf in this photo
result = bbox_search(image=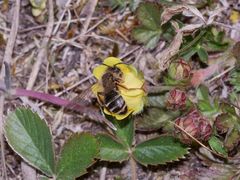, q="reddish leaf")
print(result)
[191,64,219,87]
